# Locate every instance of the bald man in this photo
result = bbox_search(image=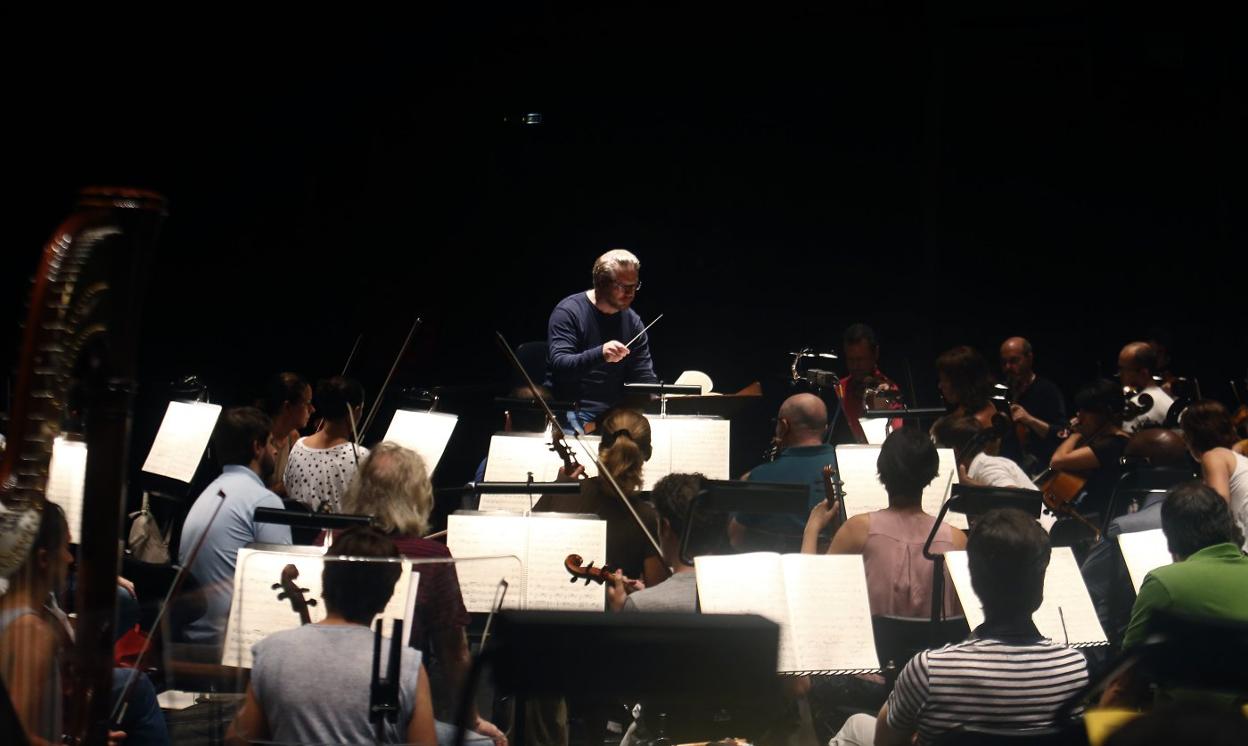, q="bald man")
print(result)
[731,394,838,552]
[1117,341,1175,433]
[998,336,1067,475]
